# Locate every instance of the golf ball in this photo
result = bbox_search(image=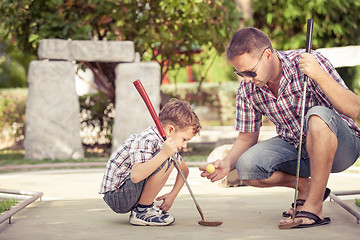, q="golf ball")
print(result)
[205,163,215,173]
